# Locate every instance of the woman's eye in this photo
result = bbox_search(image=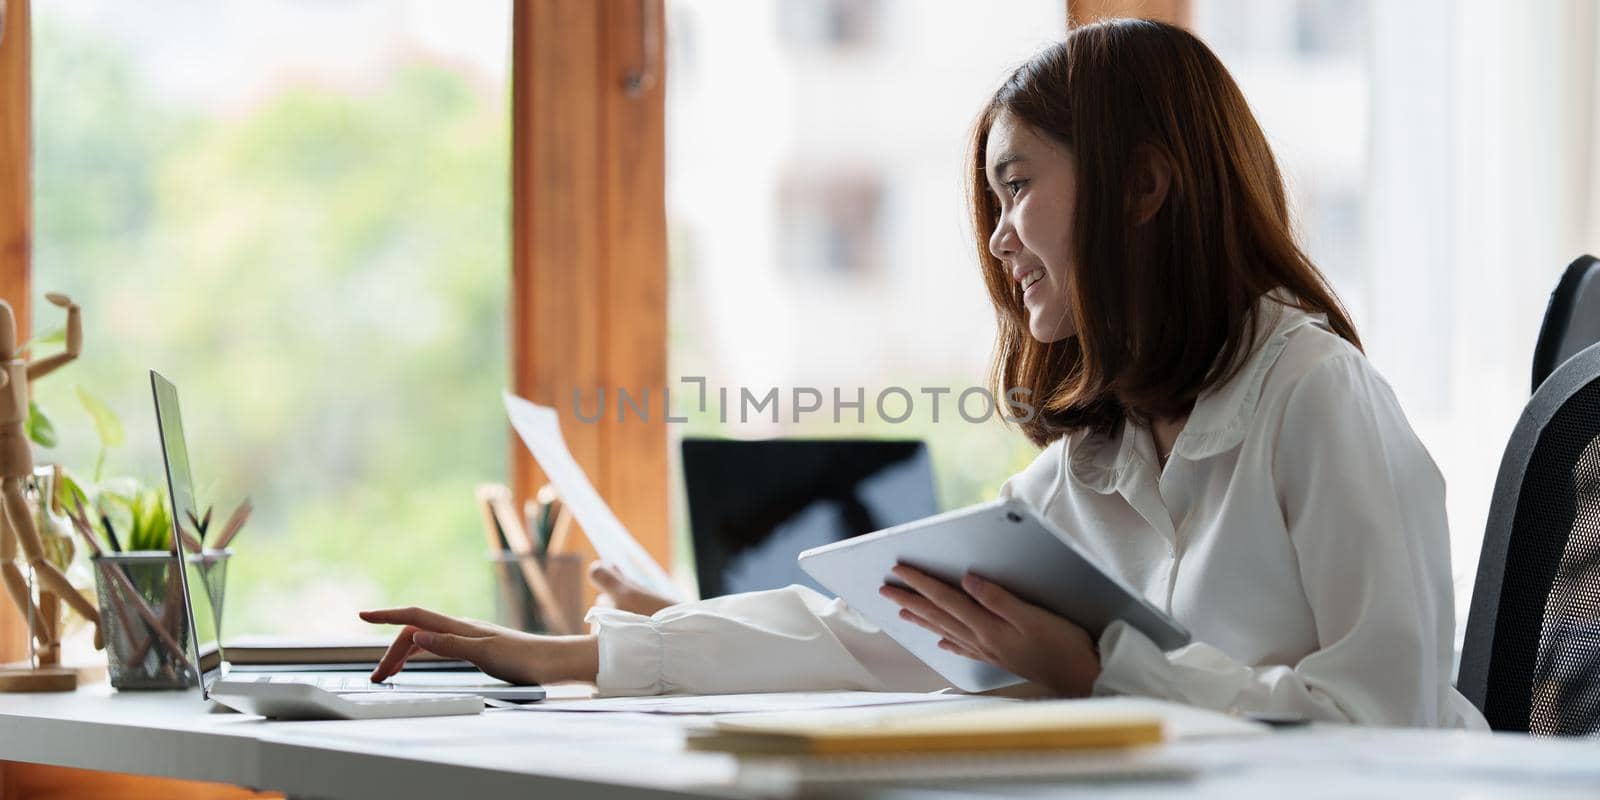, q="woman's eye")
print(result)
[1004,179,1027,198]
